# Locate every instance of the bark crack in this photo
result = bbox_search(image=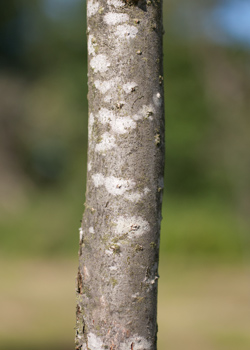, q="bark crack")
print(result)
[132,95,144,109]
